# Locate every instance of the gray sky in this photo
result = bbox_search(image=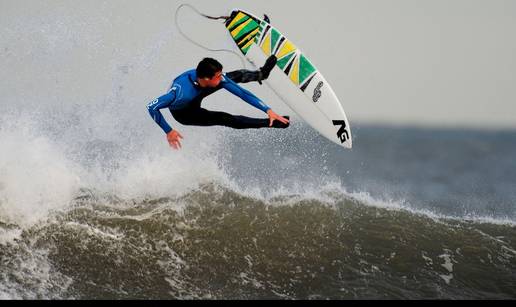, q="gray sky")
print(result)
[1,0,515,129]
